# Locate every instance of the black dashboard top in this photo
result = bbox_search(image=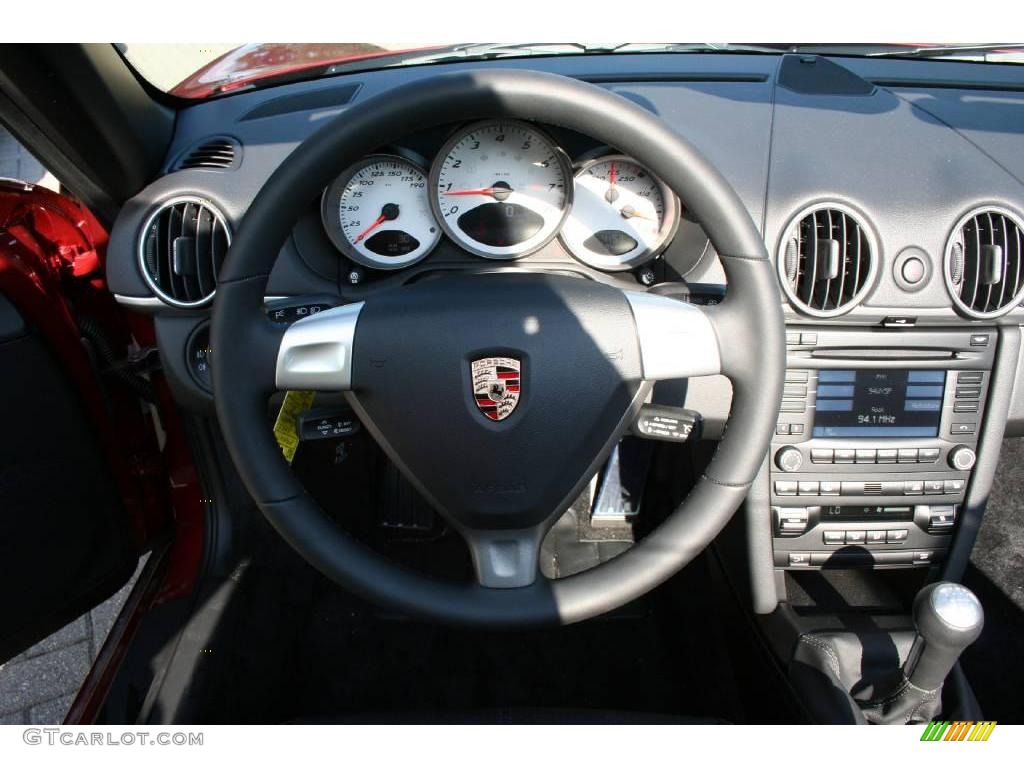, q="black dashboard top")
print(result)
[107,52,1024,327]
